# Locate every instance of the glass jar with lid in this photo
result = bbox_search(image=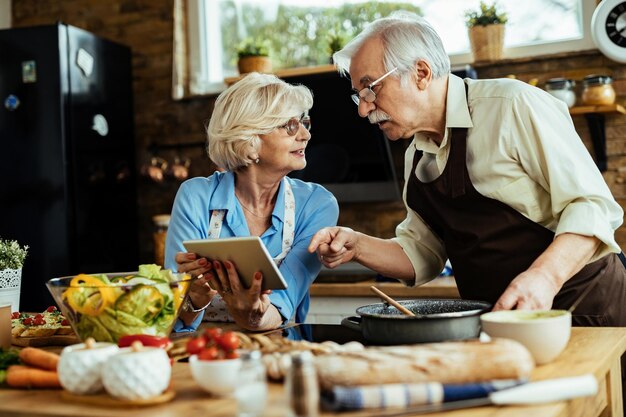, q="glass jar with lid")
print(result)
[581,75,615,106]
[234,350,267,417]
[544,78,576,108]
